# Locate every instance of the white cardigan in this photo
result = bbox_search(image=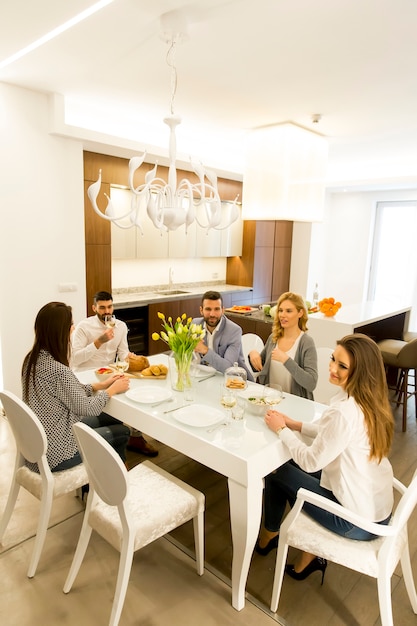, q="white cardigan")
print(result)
[280,389,394,522]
